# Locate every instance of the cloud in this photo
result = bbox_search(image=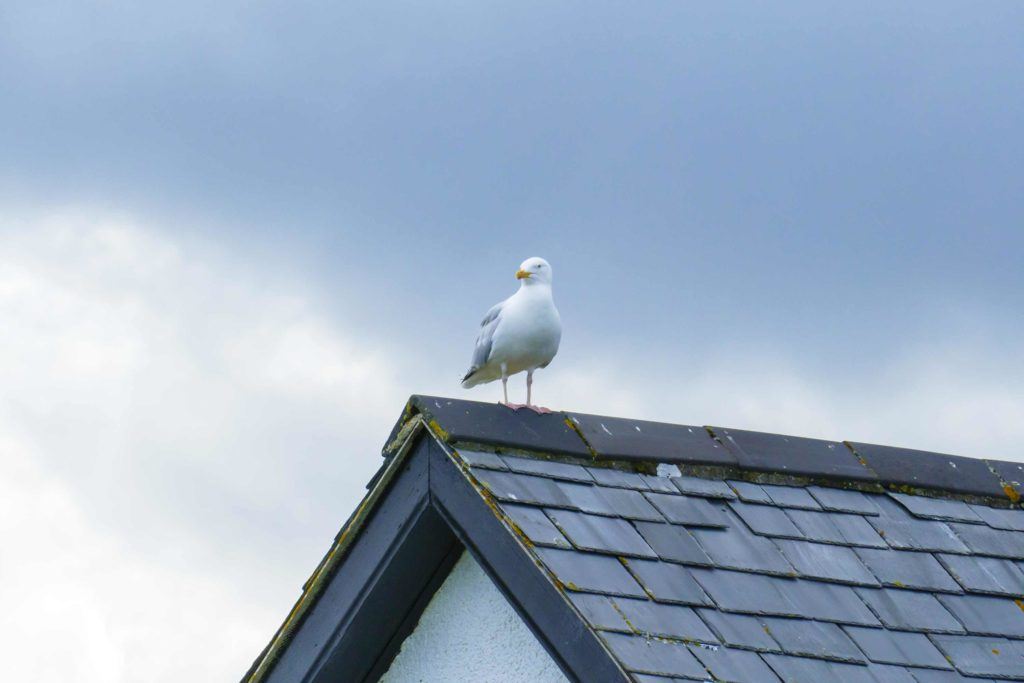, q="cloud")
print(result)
[0,209,410,681]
